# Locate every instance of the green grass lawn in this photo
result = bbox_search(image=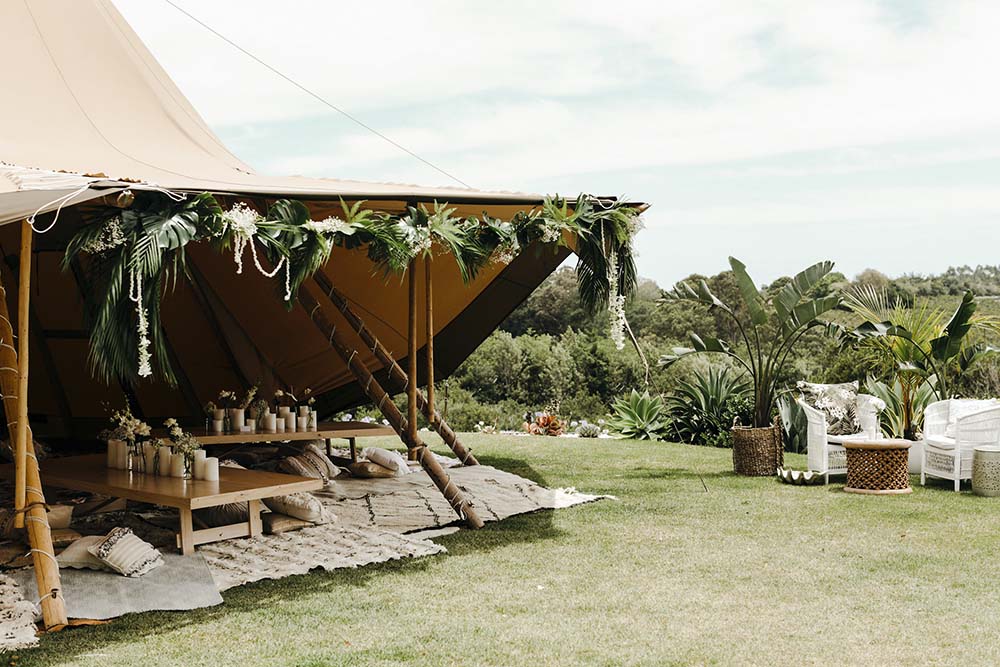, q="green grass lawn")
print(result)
[16,434,1000,666]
